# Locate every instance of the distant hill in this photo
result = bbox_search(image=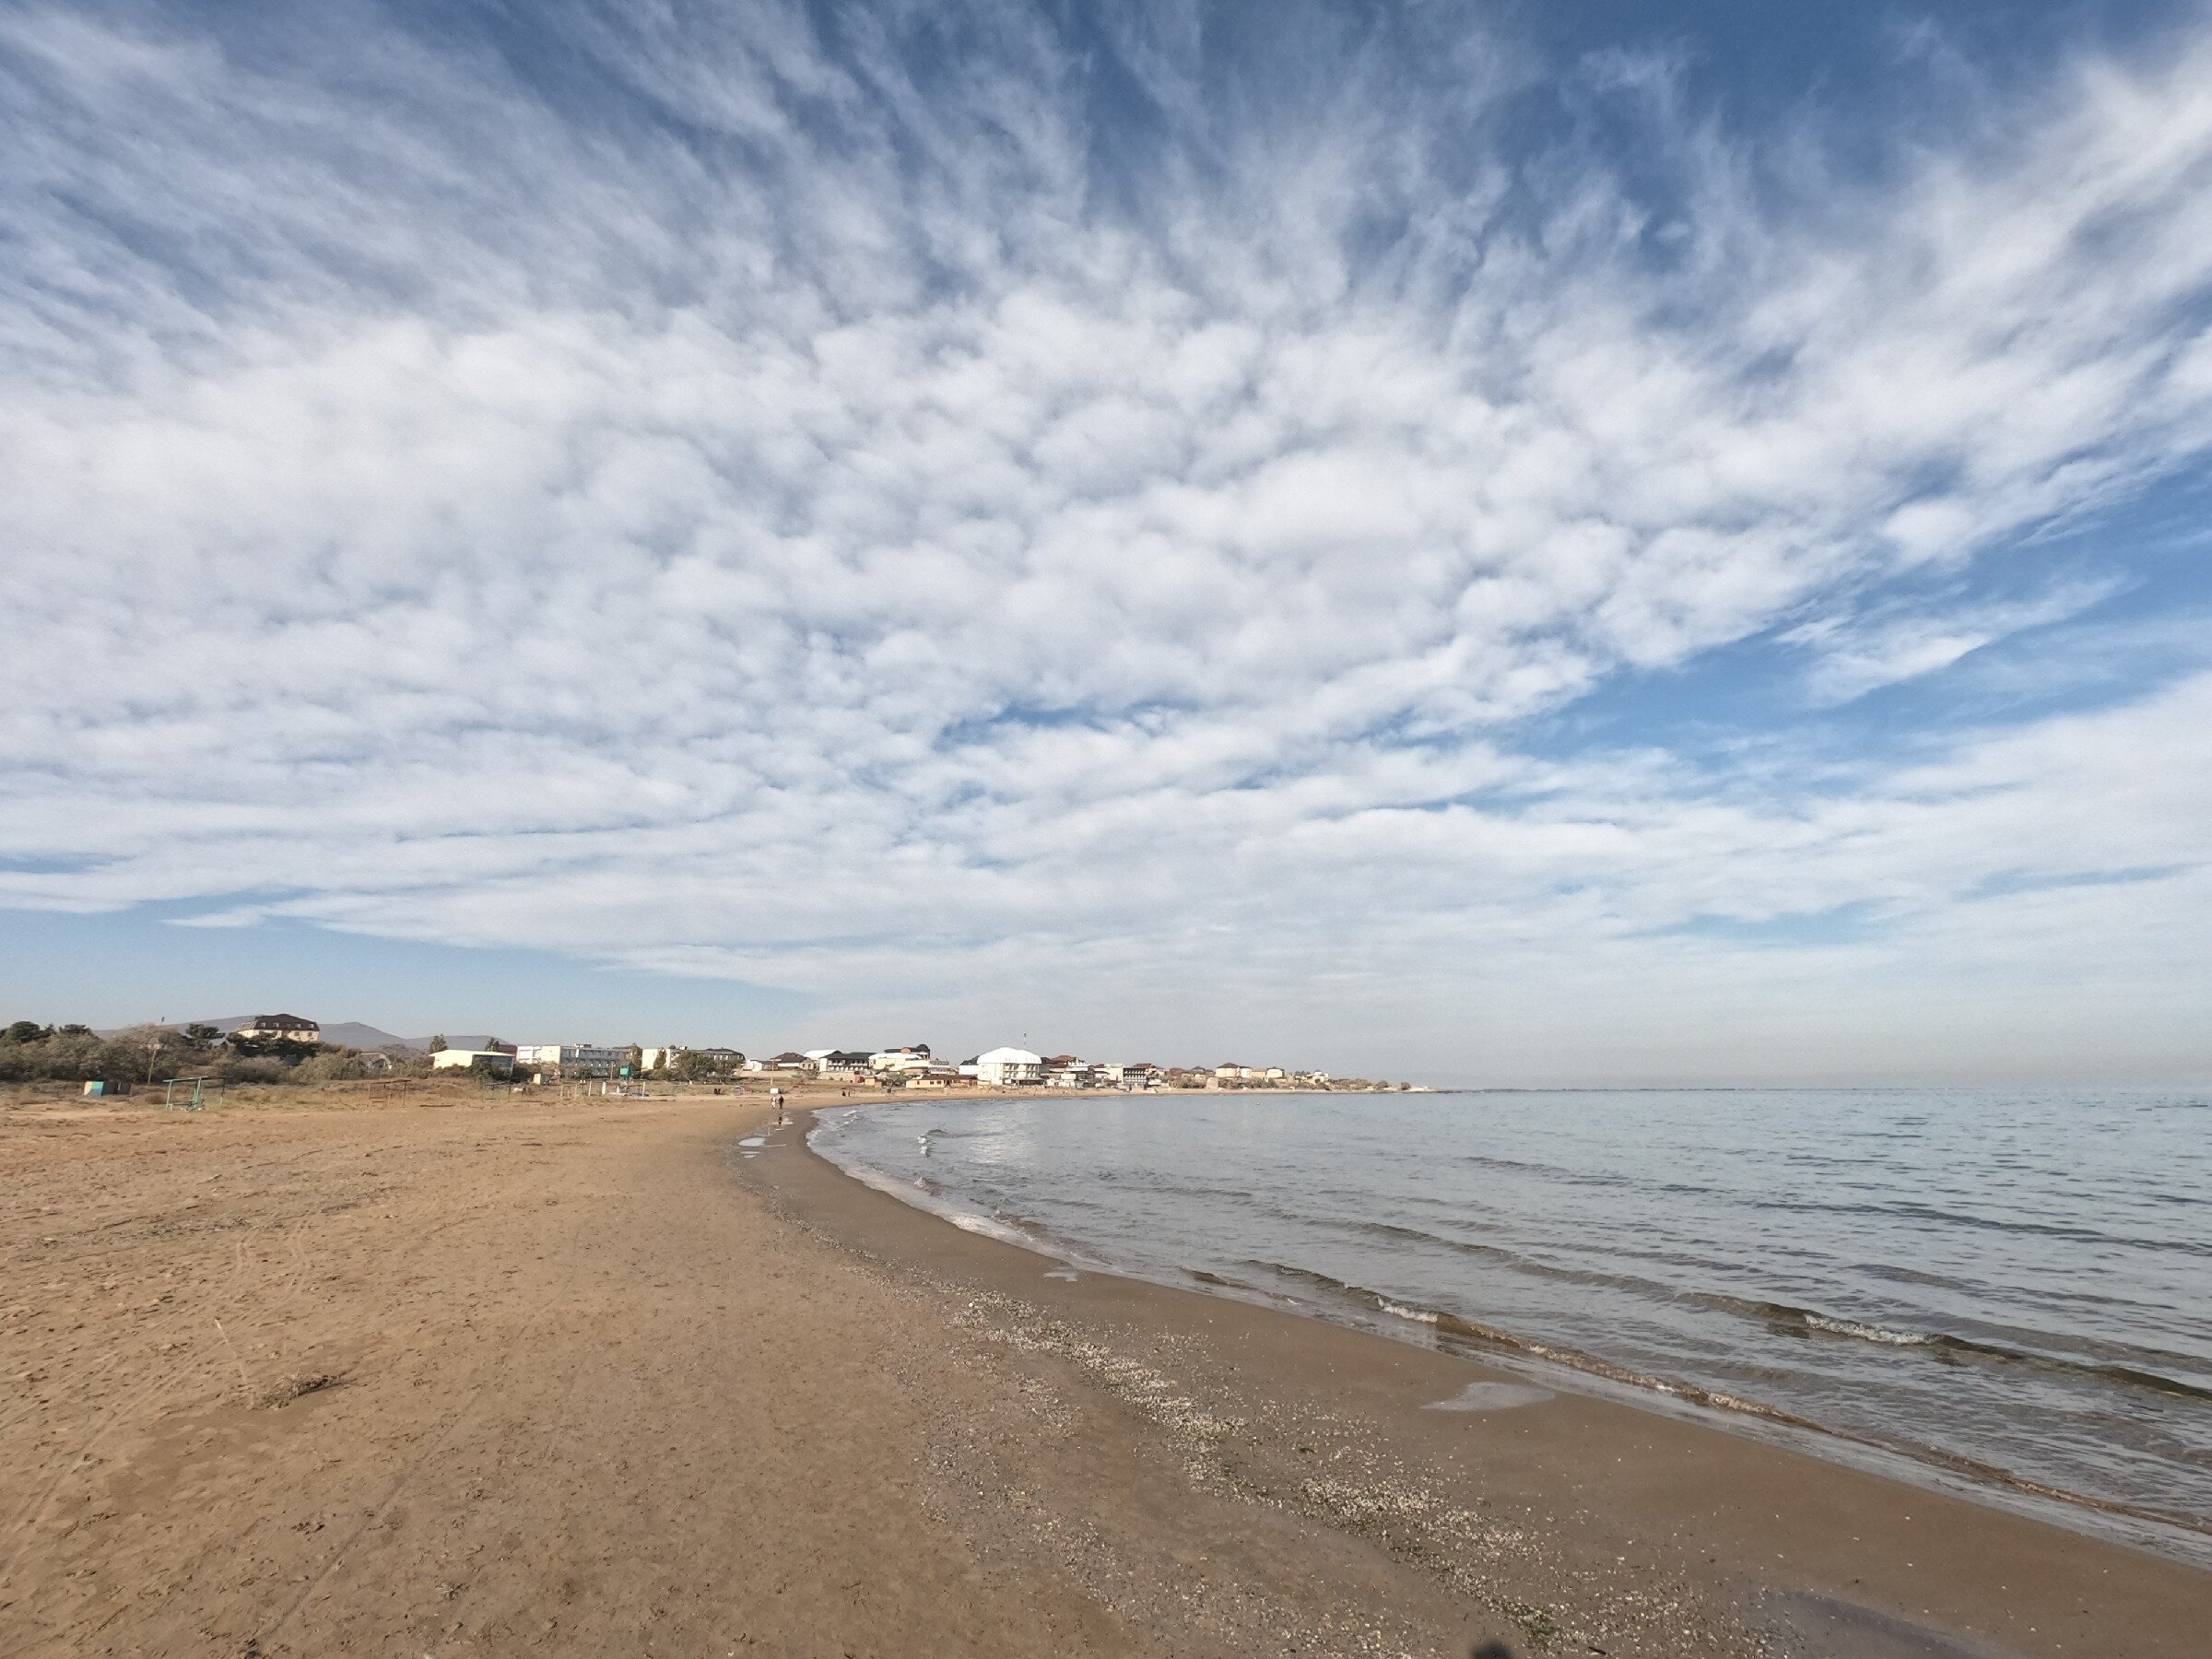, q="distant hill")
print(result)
[325,1022,428,1052]
[200,1016,424,1052]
